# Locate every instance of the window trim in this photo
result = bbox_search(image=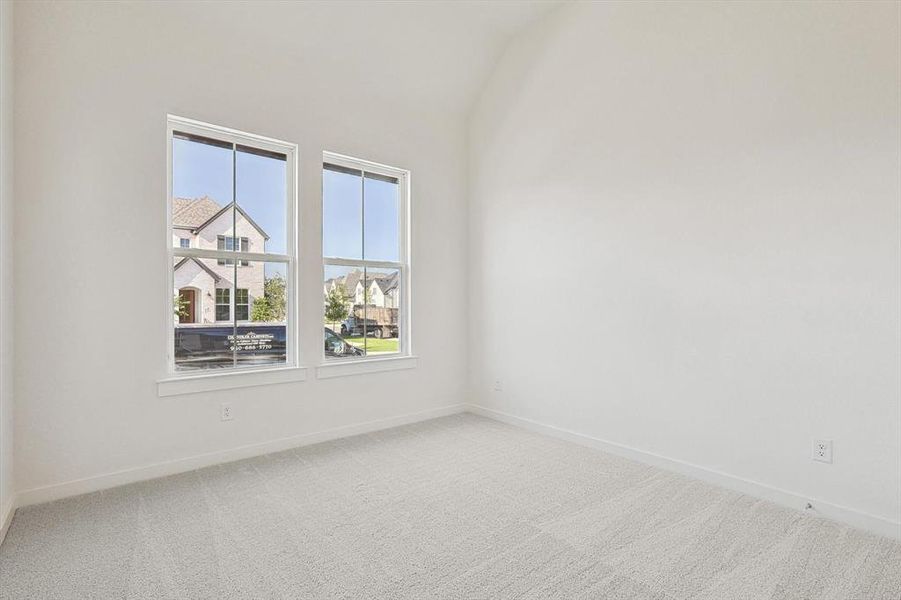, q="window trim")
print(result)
[321,151,412,364]
[165,115,299,381]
